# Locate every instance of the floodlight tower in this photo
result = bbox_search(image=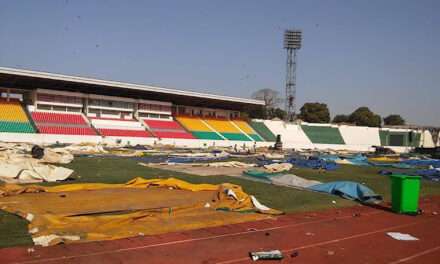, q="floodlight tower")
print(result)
[283,29,302,121]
